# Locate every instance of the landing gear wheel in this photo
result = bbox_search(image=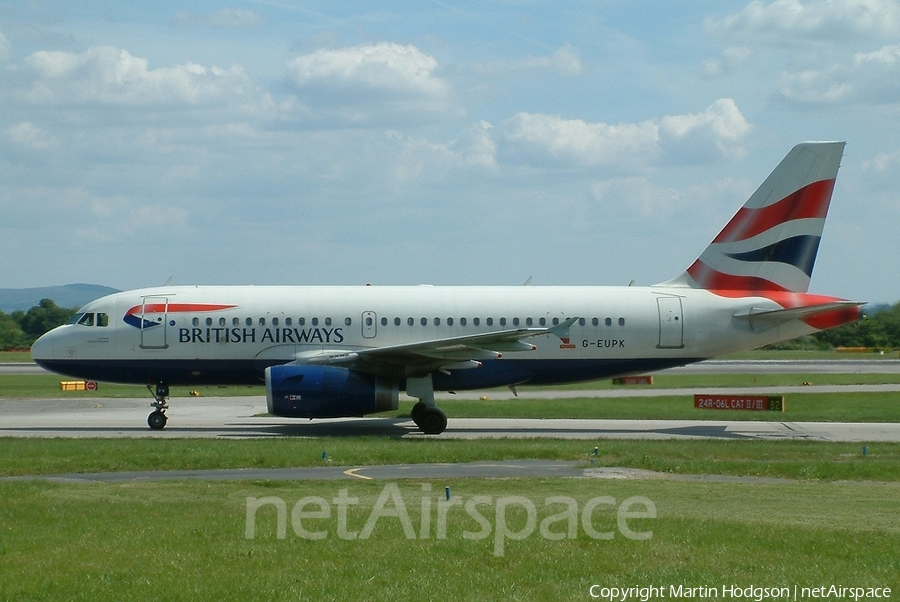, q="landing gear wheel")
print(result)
[148,410,168,430]
[410,401,427,426]
[146,382,170,430]
[418,407,448,435]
